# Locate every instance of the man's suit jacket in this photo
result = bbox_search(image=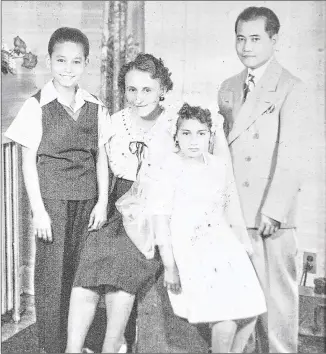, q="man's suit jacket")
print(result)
[218,59,310,229]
